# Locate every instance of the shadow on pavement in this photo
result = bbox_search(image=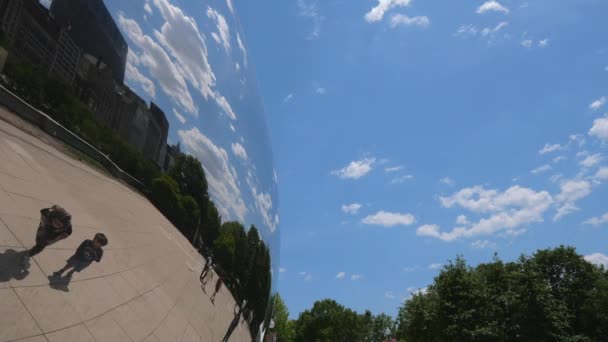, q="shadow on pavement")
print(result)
[48,274,71,292]
[0,249,29,282]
